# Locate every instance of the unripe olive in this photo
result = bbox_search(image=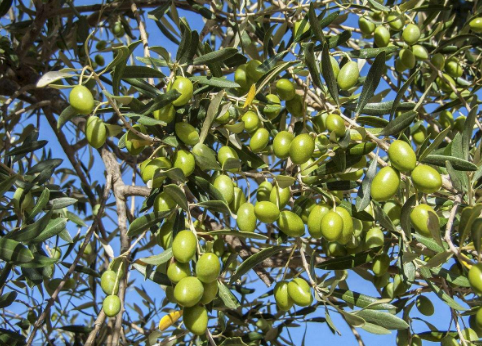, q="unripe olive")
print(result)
[402,24,421,45]
[103,295,121,317]
[372,253,390,276]
[454,115,466,132]
[382,282,394,299]
[400,49,416,69]
[153,104,175,123]
[218,146,239,171]
[374,272,390,289]
[469,17,482,33]
[101,270,119,295]
[320,56,341,79]
[125,124,149,155]
[250,128,270,153]
[307,204,330,238]
[70,85,95,115]
[270,186,290,209]
[183,305,208,335]
[371,167,400,202]
[359,16,375,36]
[167,261,191,284]
[200,280,218,304]
[431,53,445,70]
[411,164,442,193]
[441,336,460,346]
[254,201,280,223]
[94,54,105,66]
[412,125,427,145]
[172,230,197,263]
[213,174,235,204]
[335,207,354,245]
[337,61,359,91]
[287,278,313,307]
[412,45,428,61]
[462,328,479,341]
[365,227,384,248]
[278,211,305,237]
[476,307,482,329]
[263,94,282,119]
[320,210,343,242]
[326,114,345,137]
[171,77,193,107]
[173,276,204,307]
[393,274,411,296]
[175,122,199,146]
[196,253,221,283]
[445,59,463,78]
[468,263,482,295]
[274,281,294,311]
[257,181,273,202]
[158,216,174,249]
[289,134,314,164]
[439,110,454,128]
[300,159,319,184]
[172,149,195,177]
[216,110,230,124]
[388,140,416,172]
[242,111,260,133]
[415,295,434,316]
[246,59,264,82]
[140,157,172,187]
[286,94,304,117]
[387,12,404,31]
[154,191,177,212]
[411,335,423,346]
[237,203,257,232]
[235,64,252,93]
[383,200,402,226]
[213,237,225,257]
[112,21,124,37]
[230,187,246,213]
[96,40,107,50]
[273,131,294,159]
[85,116,107,149]
[276,78,296,101]
[374,25,390,47]
[437,73,456,92]
[410,204,439,237]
